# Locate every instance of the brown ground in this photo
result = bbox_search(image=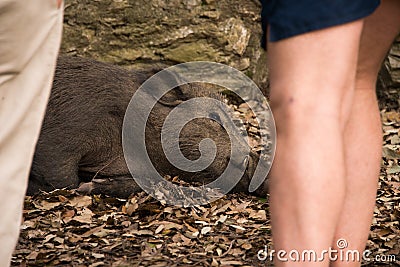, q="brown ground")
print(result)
[11,91,400,266]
